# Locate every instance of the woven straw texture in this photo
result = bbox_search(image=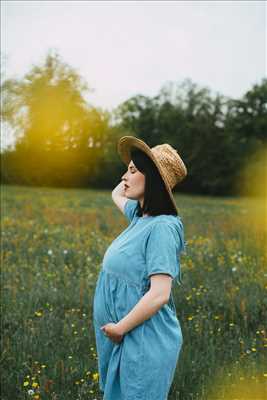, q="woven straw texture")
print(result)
[117,136,187,214]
